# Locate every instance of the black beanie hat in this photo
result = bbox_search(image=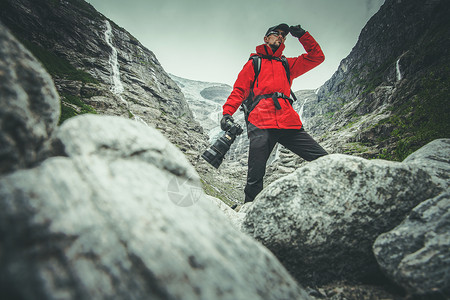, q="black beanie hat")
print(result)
[265,23,290,36]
